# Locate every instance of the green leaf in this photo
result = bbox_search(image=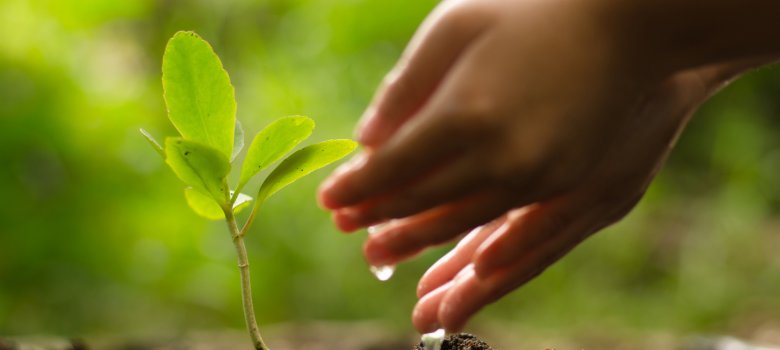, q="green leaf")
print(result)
[140,128,164,158]
[232,120,245,162]
[165,138,230,205]
[257,139,357,203]
[184,187,223,220]
[184,187,252,220]
[162,31,236,159]
[237,116,315,191]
